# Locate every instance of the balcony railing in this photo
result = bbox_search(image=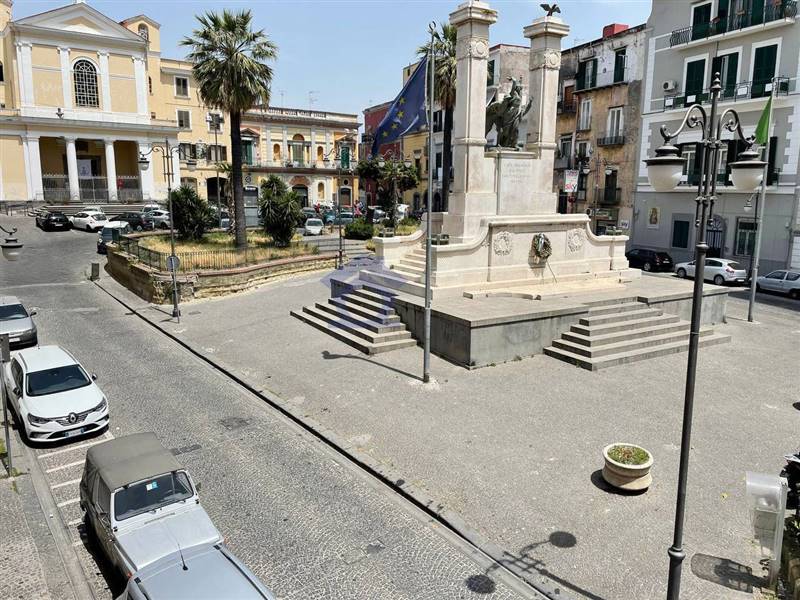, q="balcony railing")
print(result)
[670,0,797,46]
[247,160,353,171]
[597,187,622,206]
[554,156,571,170]
[575,67,629,92]
[557,99,577,114]
[597,135,625,147]
[662,77,790,111]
